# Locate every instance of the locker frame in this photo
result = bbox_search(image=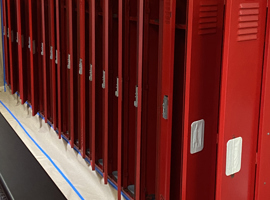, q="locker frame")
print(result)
[255,6,270,199]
